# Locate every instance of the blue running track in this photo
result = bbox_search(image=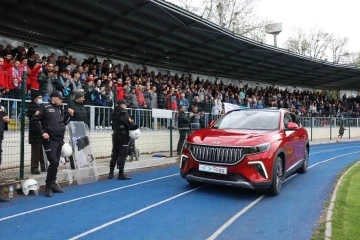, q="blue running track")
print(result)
[0,142,359,240]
